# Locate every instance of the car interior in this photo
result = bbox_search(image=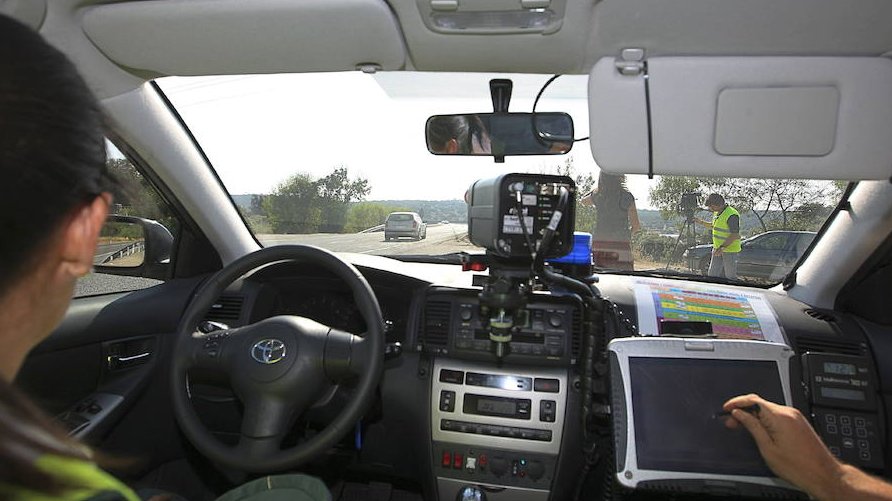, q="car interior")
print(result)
[6,0,892,500]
